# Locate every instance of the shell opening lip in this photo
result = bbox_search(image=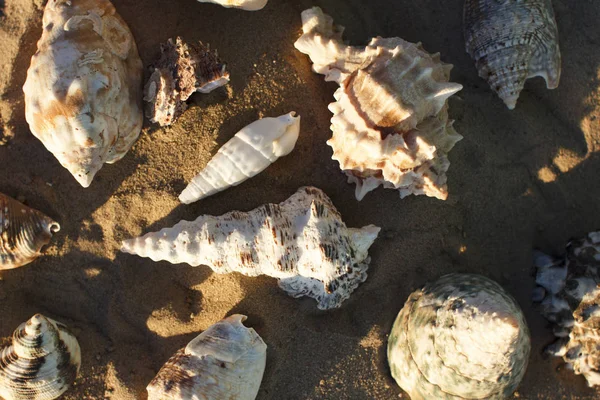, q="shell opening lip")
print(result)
[49,222,61,233]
